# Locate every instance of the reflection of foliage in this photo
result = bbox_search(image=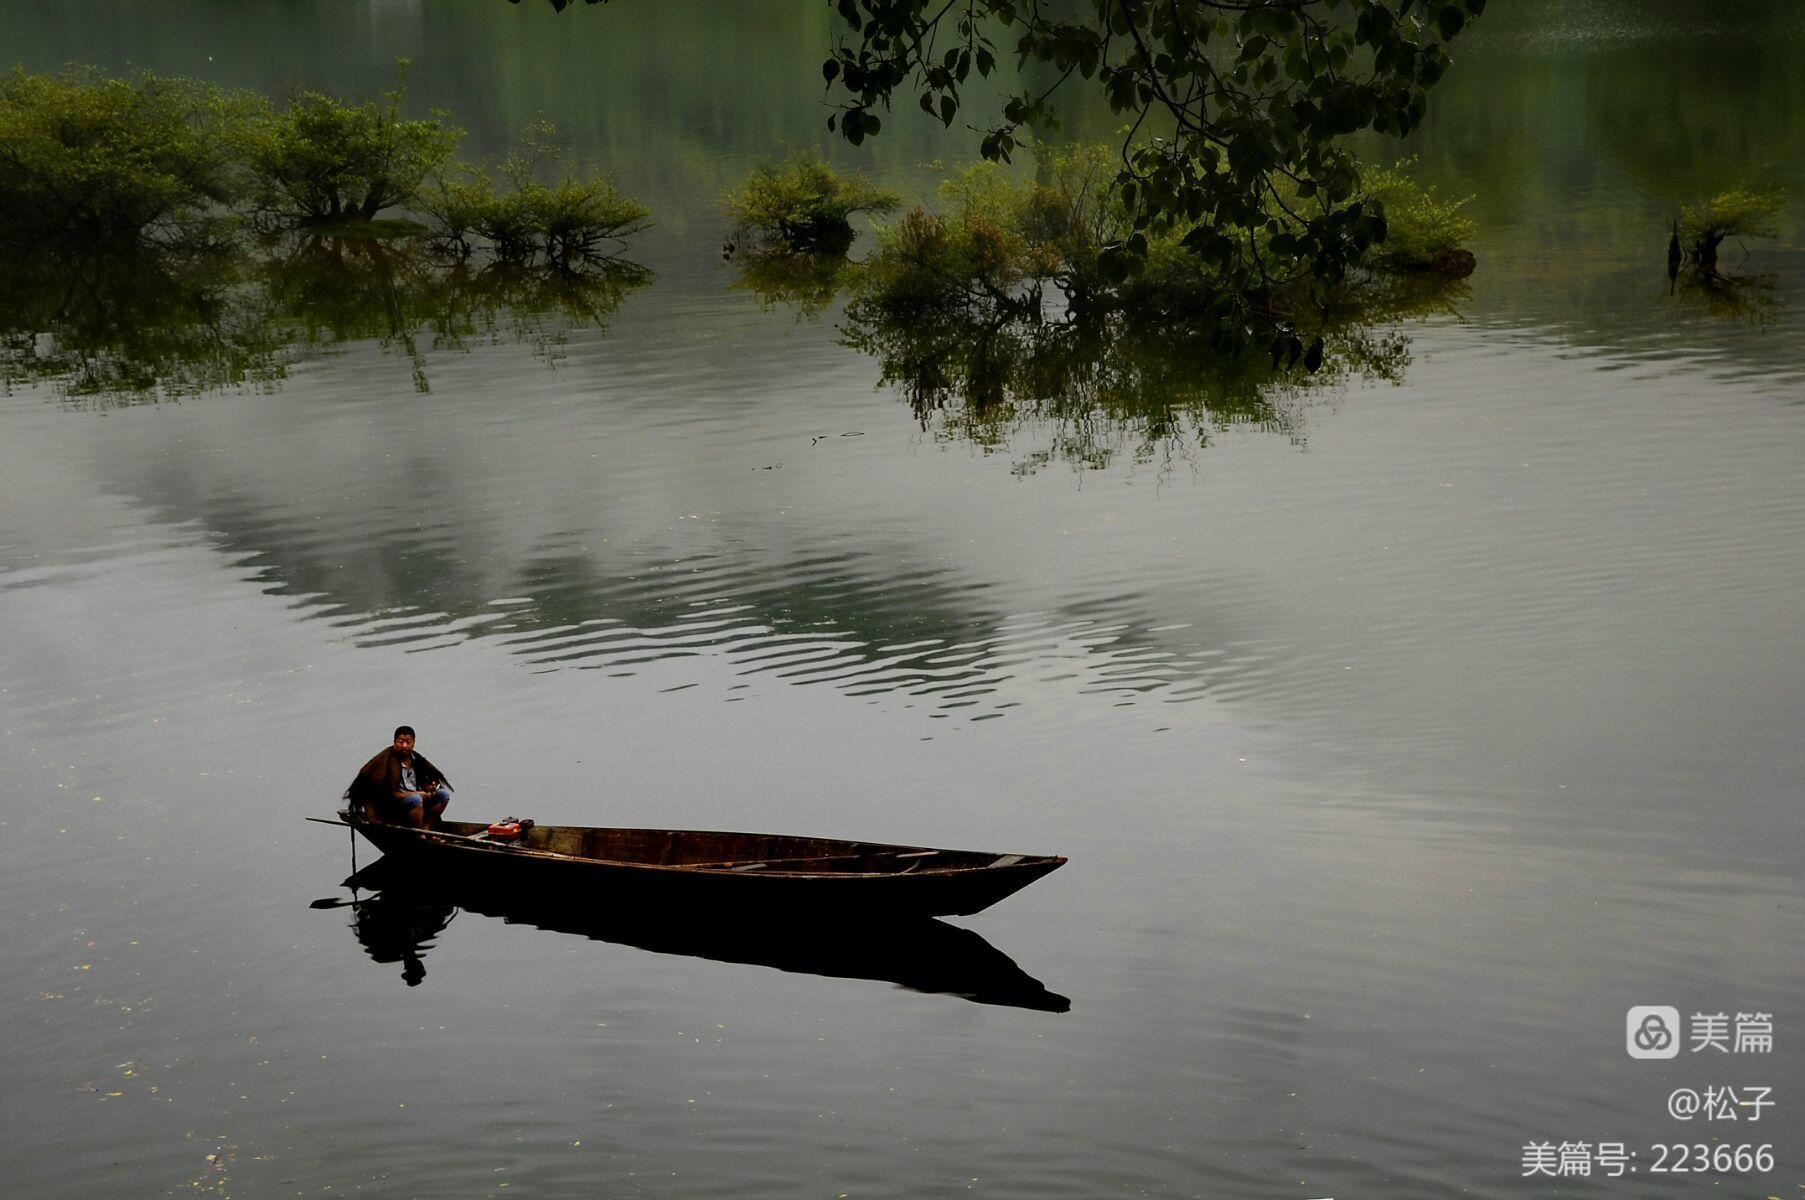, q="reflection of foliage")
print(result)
[0,247,288,401]
[419,256,653,349]
[241,61,461,227]
[841,269,1465,474]
[843,306,1298,473]
[0,237,650,404]
[419,122,652,263]
[722,149,899,252]
[1668,269,1779,328]
[728,248,853,321]
[0,68,257,247]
